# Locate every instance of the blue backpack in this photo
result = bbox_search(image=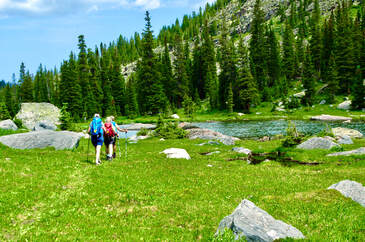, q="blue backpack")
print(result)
[90,117,102,136]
